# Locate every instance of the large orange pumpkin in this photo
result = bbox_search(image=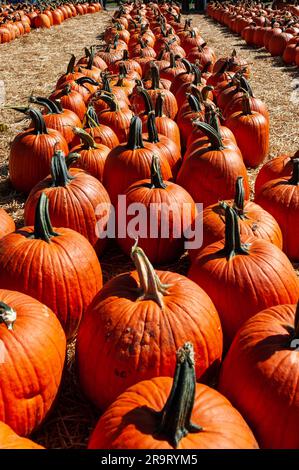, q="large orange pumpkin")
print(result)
[0,422,44,449]
[77,245,223,410]
[0,289,66,436]
[88,343,258,449]
[0,193,102,340]
[0,208,15,239]
[219,303,299,448]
